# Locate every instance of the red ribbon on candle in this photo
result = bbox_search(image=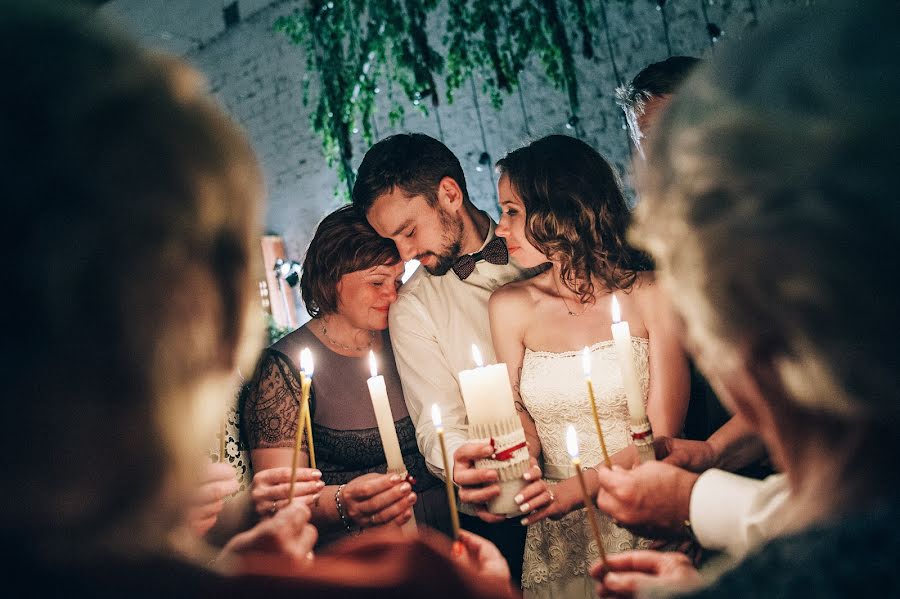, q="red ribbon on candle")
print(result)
[489,438,528,461]
[631,429,652,441]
